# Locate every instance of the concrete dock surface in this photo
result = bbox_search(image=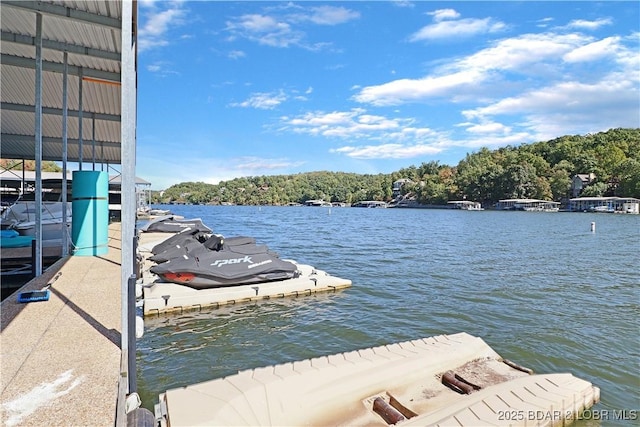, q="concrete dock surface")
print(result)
[1,223,125,426]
